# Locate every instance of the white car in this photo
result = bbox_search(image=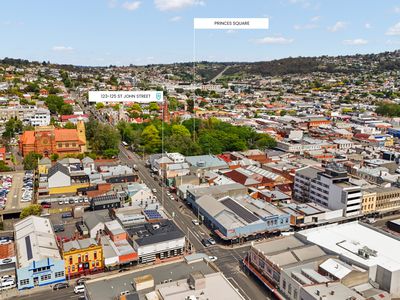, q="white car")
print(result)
[152,188,157,193]
[208,256,218,262]
[192,219,200,226]
[74,285,85,294]
[59,200,64,205]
